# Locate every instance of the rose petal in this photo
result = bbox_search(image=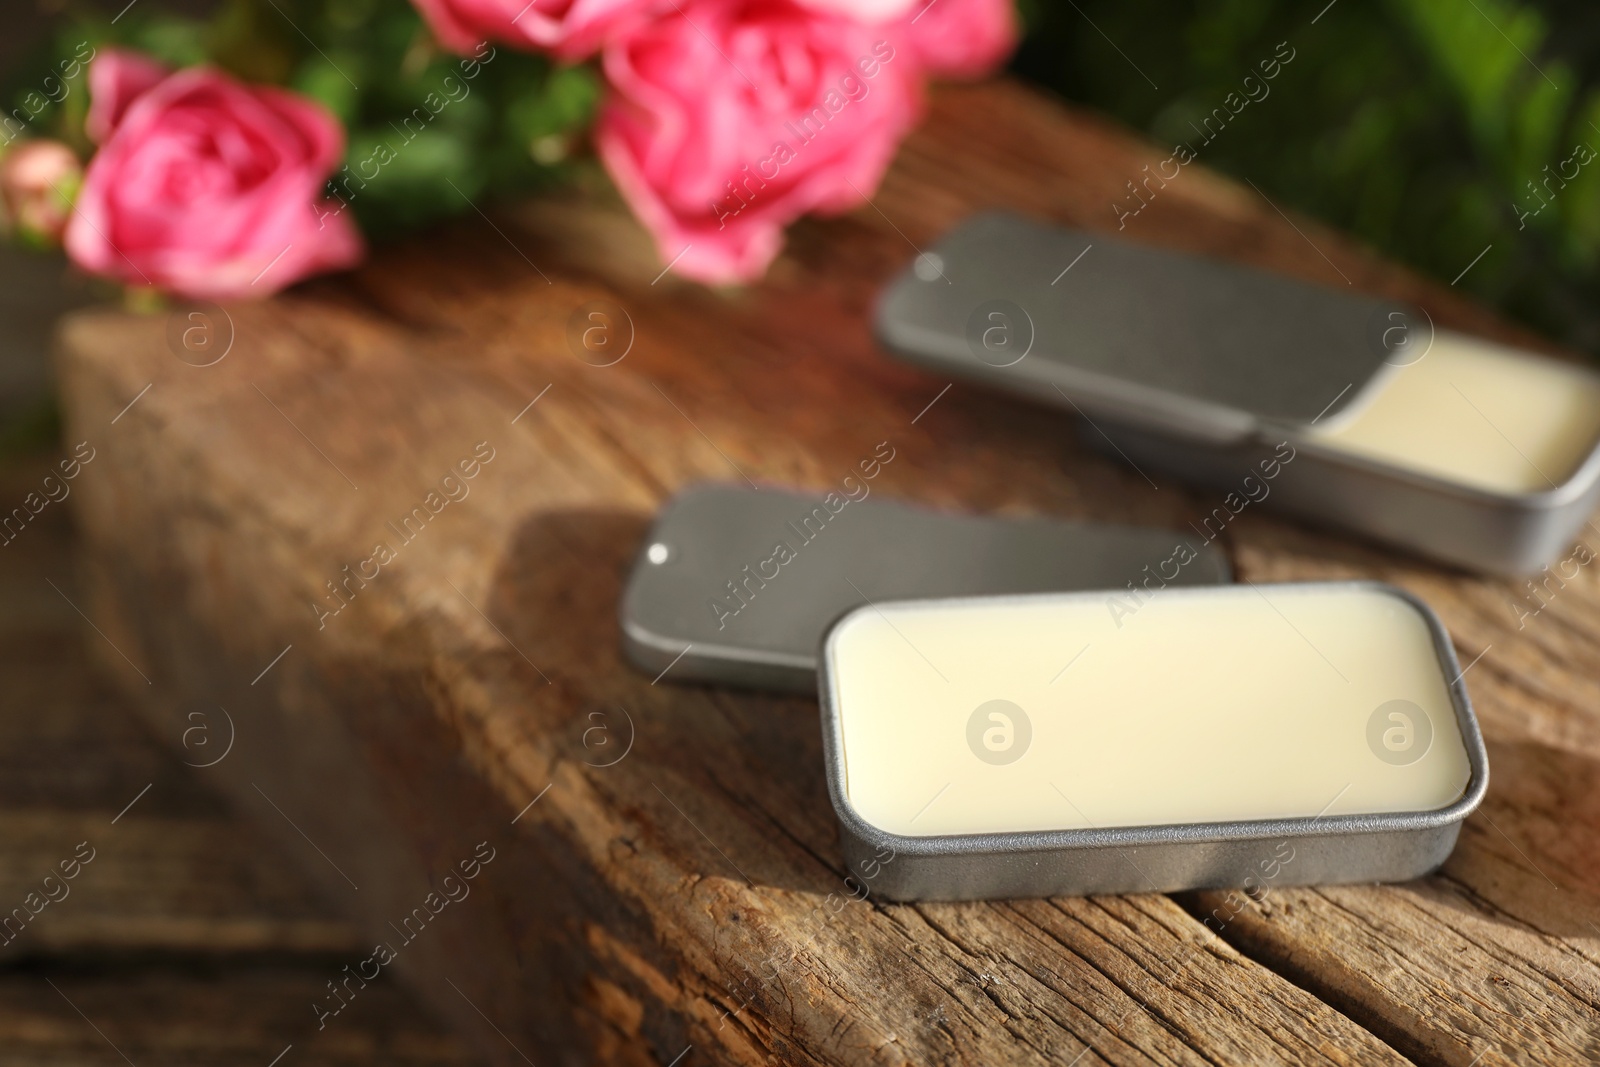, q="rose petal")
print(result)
[895,0,1017,80]
[84,48,170,143]
[409,0,659,59]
